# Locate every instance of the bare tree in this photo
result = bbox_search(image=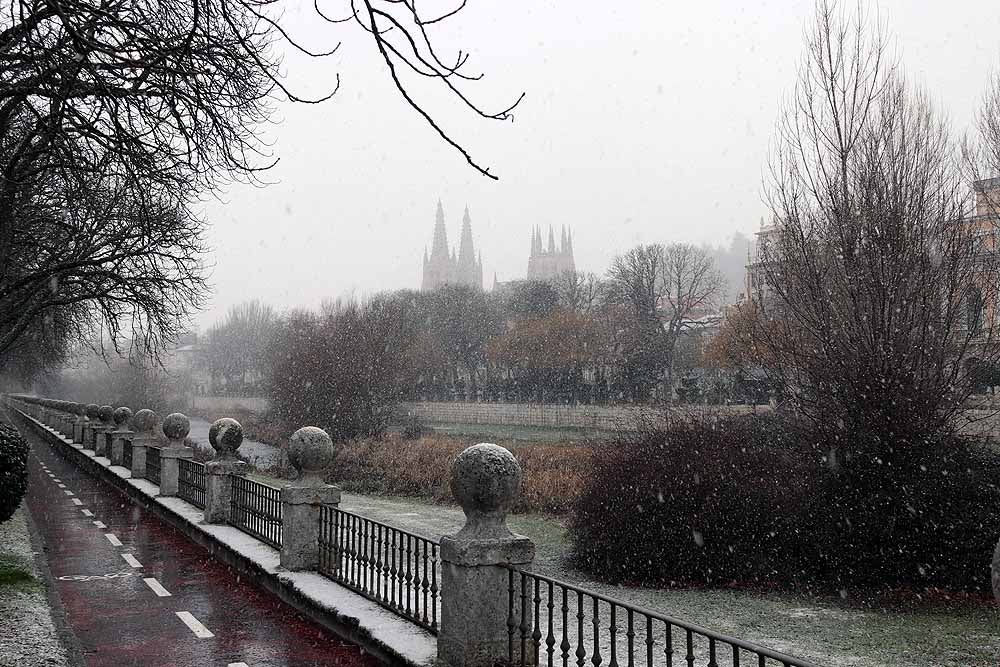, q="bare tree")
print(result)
[606,243,724,399]
[553,270,603,314]
[204,300,277,393]
[0,169,205,364]
[757,1,1000,447]
[0,0,520,371]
